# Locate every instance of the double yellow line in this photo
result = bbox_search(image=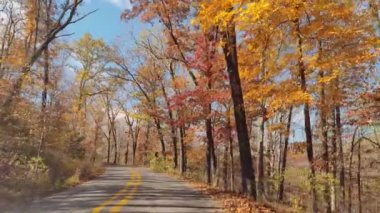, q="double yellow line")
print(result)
[92,170,142,213]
